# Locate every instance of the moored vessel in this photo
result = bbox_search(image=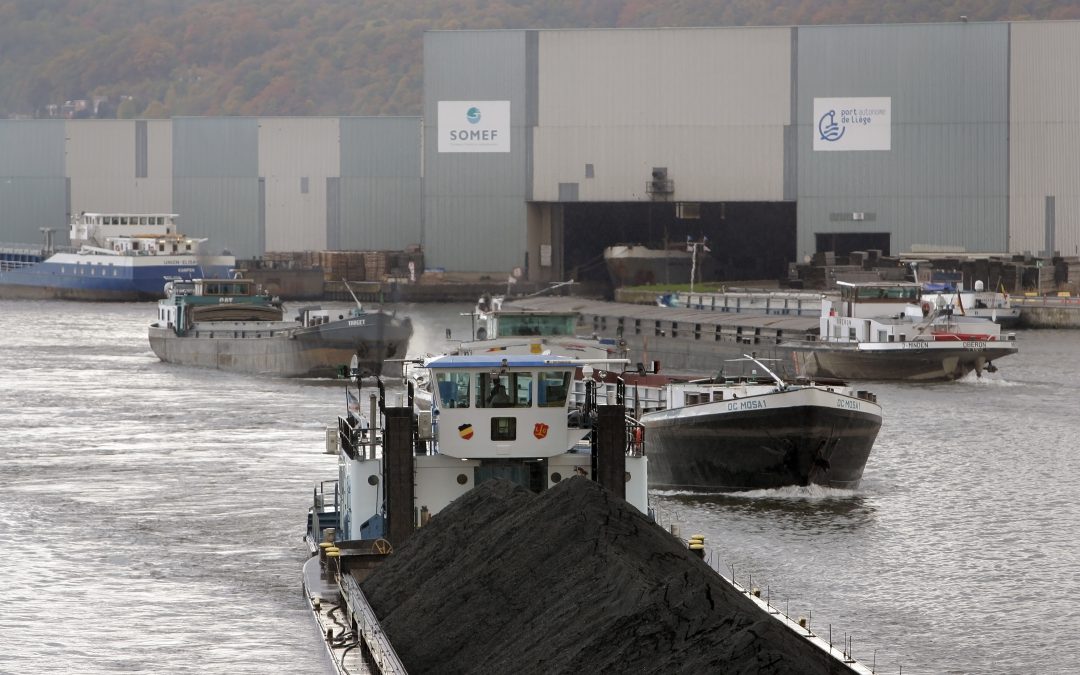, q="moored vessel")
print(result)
[0,212,234,301]
[604,240,713,287]
[640,356,882,491]
[148,277,412,377]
